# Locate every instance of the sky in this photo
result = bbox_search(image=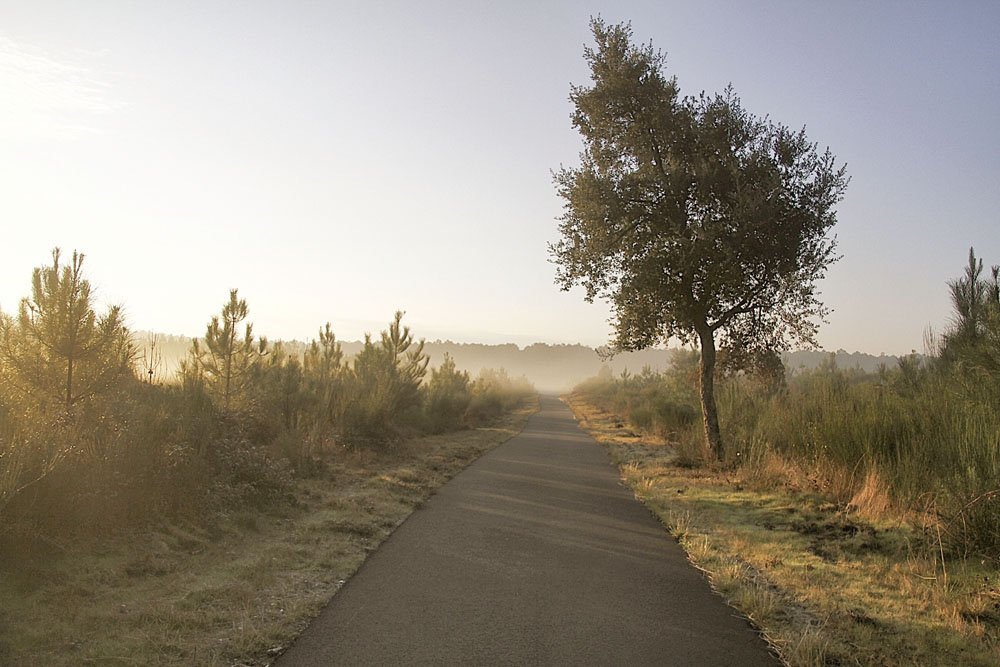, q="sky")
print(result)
[0,1,997,354]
